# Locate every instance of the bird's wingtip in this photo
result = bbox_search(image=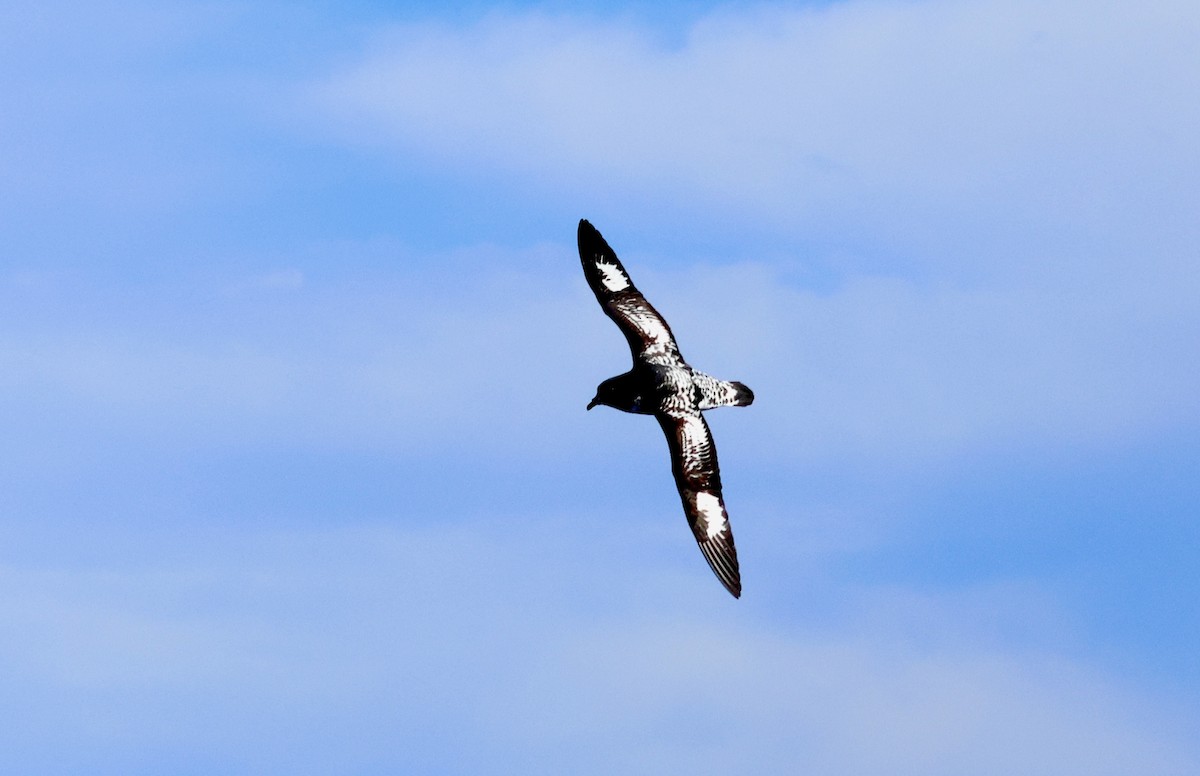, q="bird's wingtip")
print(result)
[725,567,743,598]
[698,534,742,599]
[577,219,606,254]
